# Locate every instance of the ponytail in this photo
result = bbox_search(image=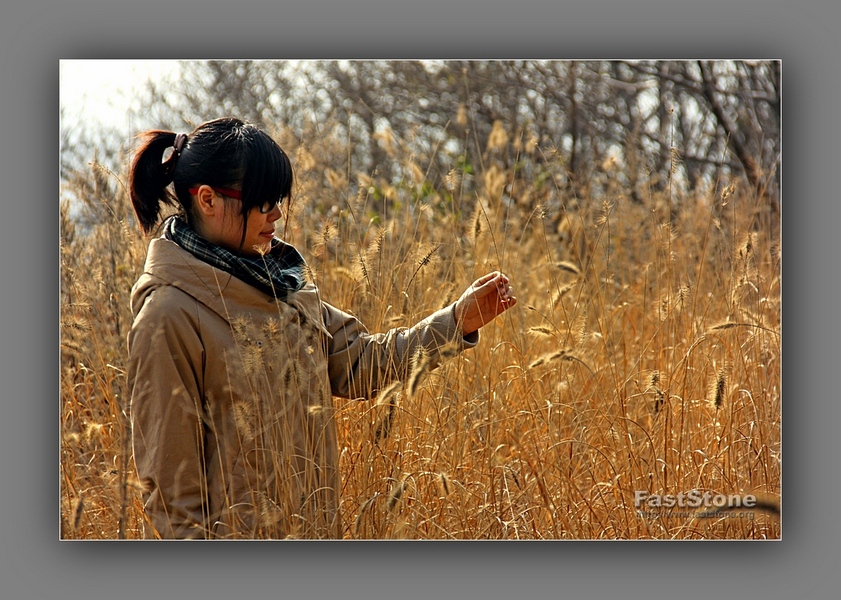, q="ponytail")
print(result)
[129,130,187,234]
